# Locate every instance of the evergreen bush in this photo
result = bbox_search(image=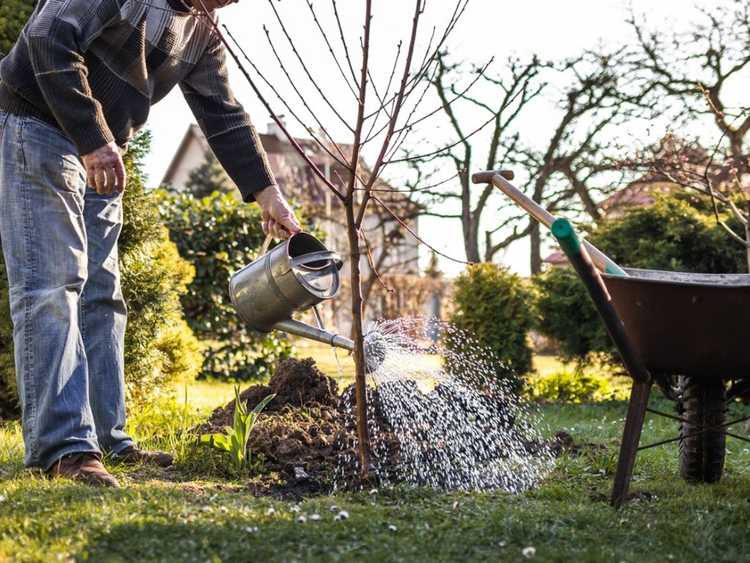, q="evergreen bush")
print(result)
[526,370,618,403]
[534,194,747,363]
[447,263,534,391]
[158,191,292,381]
[0,0,34,56]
